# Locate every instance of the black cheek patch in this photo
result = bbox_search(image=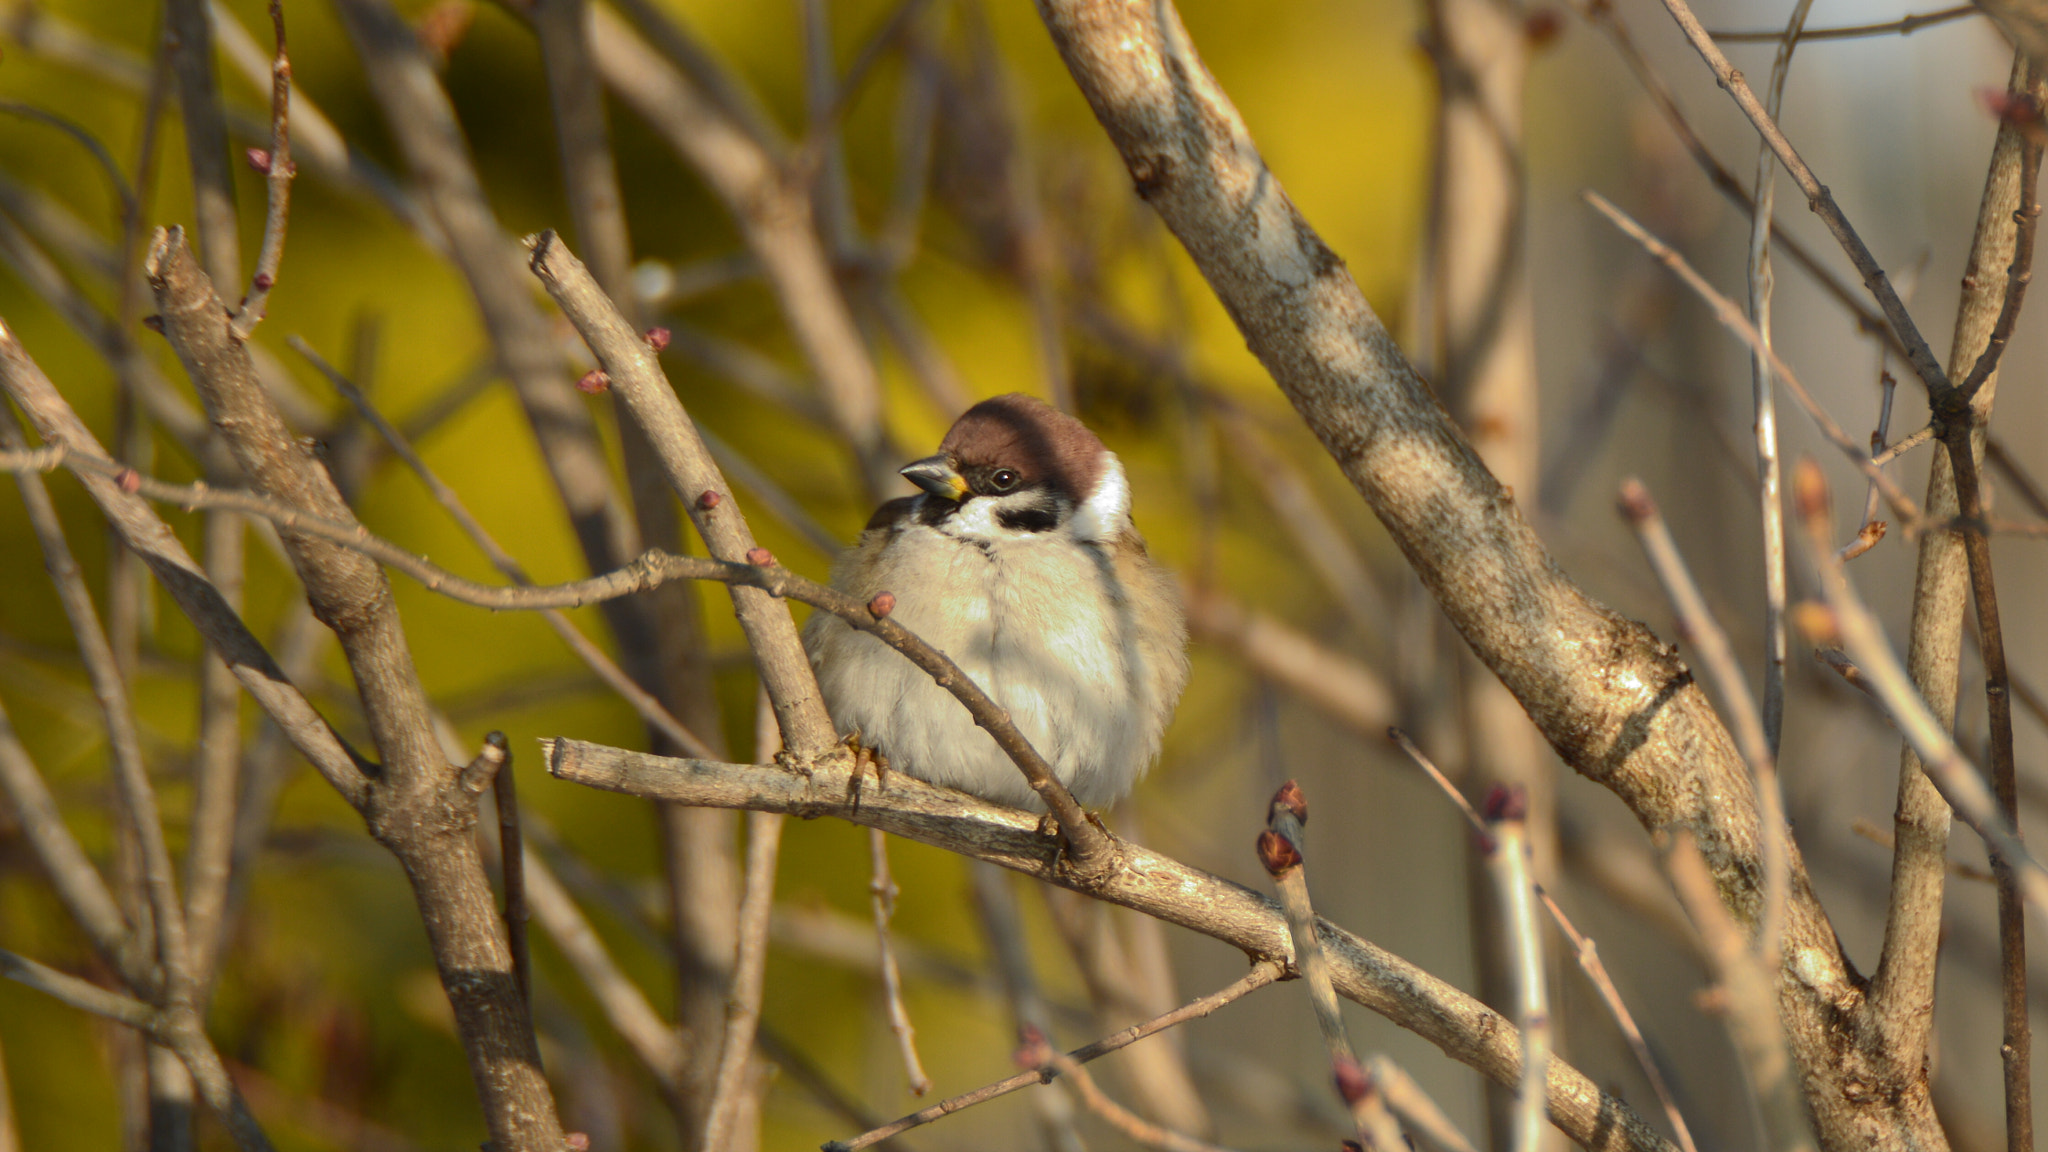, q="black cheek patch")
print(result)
[996,505,1060,533]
